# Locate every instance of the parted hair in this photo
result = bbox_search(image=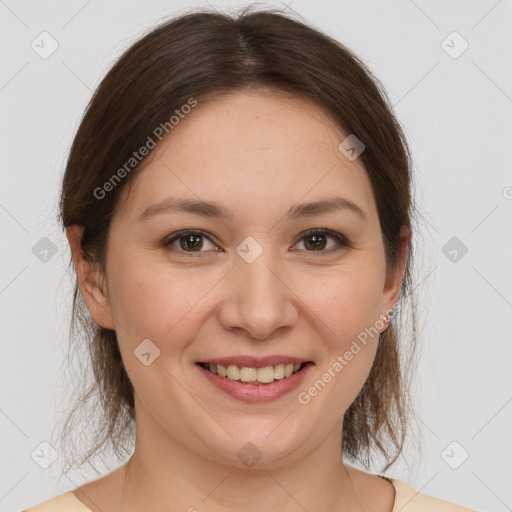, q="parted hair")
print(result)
[56,4,421,477]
